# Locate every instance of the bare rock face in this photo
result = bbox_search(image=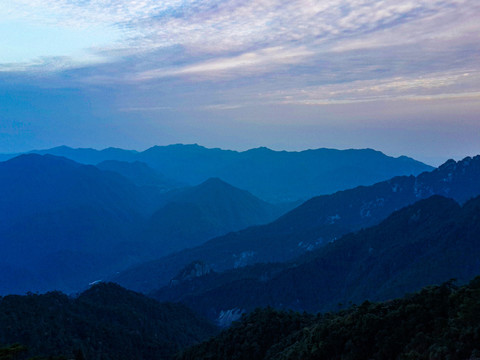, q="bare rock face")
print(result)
[217,308,244,328]
[170,261,214,286]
